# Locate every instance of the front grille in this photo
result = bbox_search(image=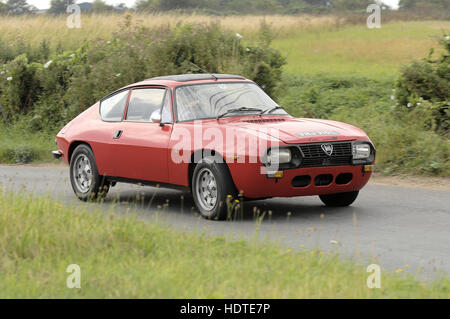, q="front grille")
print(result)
[299,142,352,167]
